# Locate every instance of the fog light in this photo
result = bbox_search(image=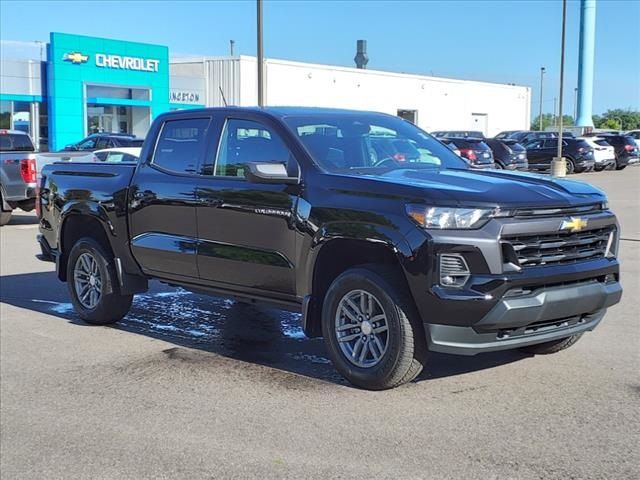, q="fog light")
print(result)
[439,253,470,288]
[604,274,616,284]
